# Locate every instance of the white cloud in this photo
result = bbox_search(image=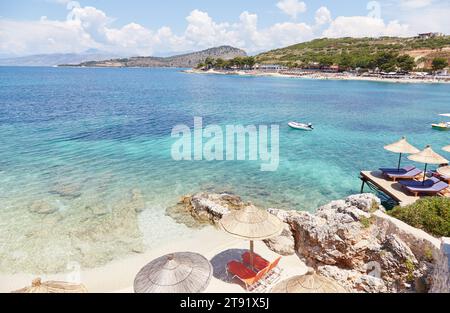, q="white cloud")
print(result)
[0,18,99,55]
[183,10,240,49]
[315,6,332,25]
[322,16,412,38]
[0,3,448,57]
[399,0,434,9]
[394,3,450,34]
[276,0,307,19]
